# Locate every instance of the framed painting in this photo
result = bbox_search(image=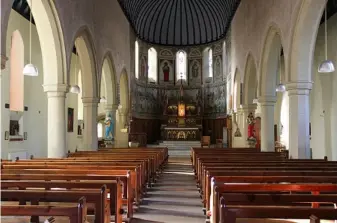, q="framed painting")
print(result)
[67,108,74,132]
